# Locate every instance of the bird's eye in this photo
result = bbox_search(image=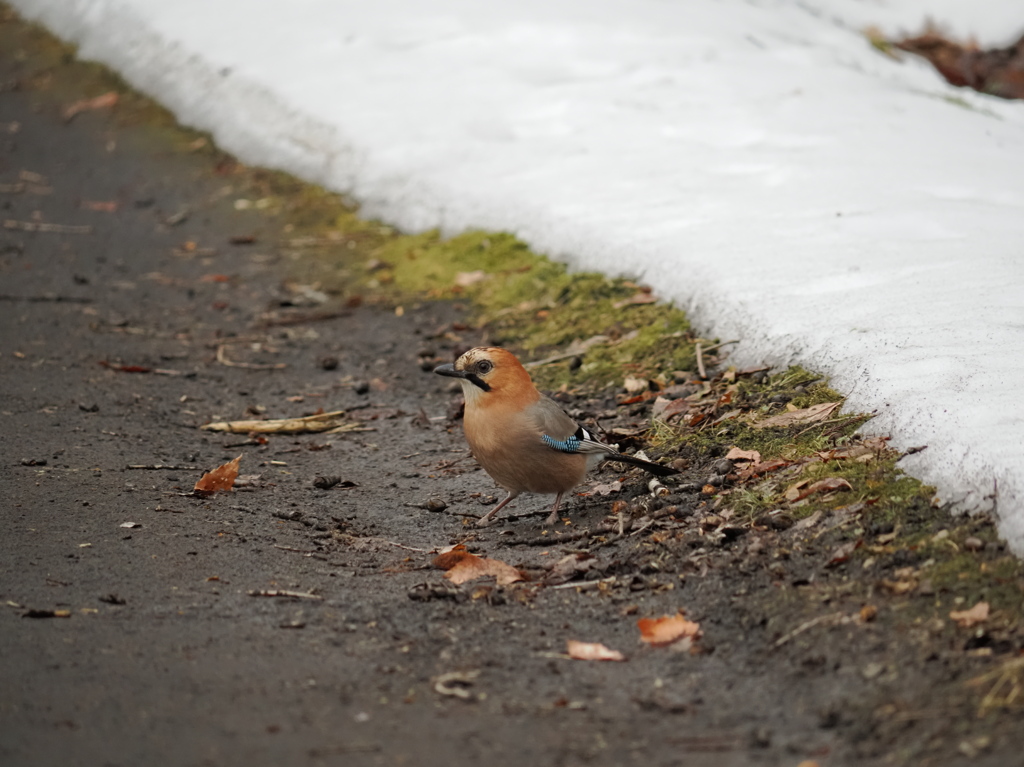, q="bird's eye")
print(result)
[476,360,493,375]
